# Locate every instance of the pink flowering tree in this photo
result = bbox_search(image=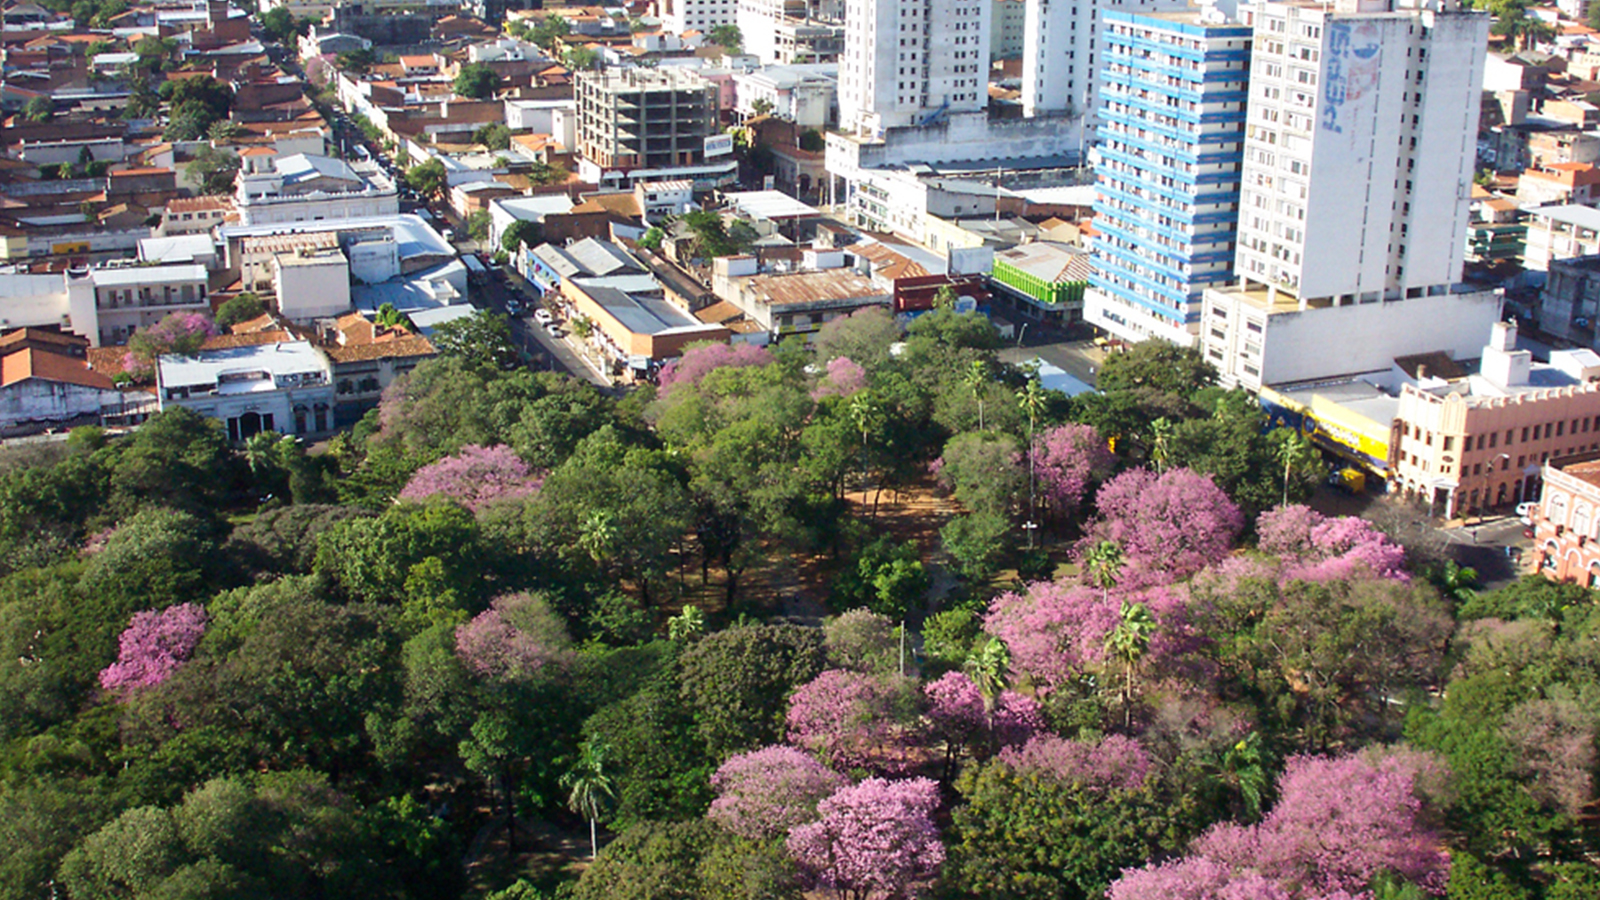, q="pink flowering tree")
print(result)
[786,669,924,774]
[122,312,219,379]
[1031,423,1116,521]
[984,581,1195,695]
[1256,505,1408,583]
[1081,468,1244,587]
[1110,752,1451,900]
[923,671,1042,778]
[398,444,545,512]
[455,592,572,681]
[787,777,945,900]
[707,745,848,841]
[99,603,208,693]
[813,356,870,400]
[997,734,1153,792]
[658,342,773,396]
